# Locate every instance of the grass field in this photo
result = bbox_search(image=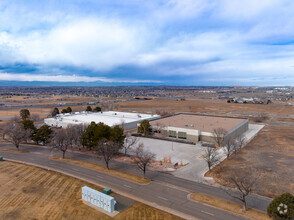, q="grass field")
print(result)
[0,161,183,220]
